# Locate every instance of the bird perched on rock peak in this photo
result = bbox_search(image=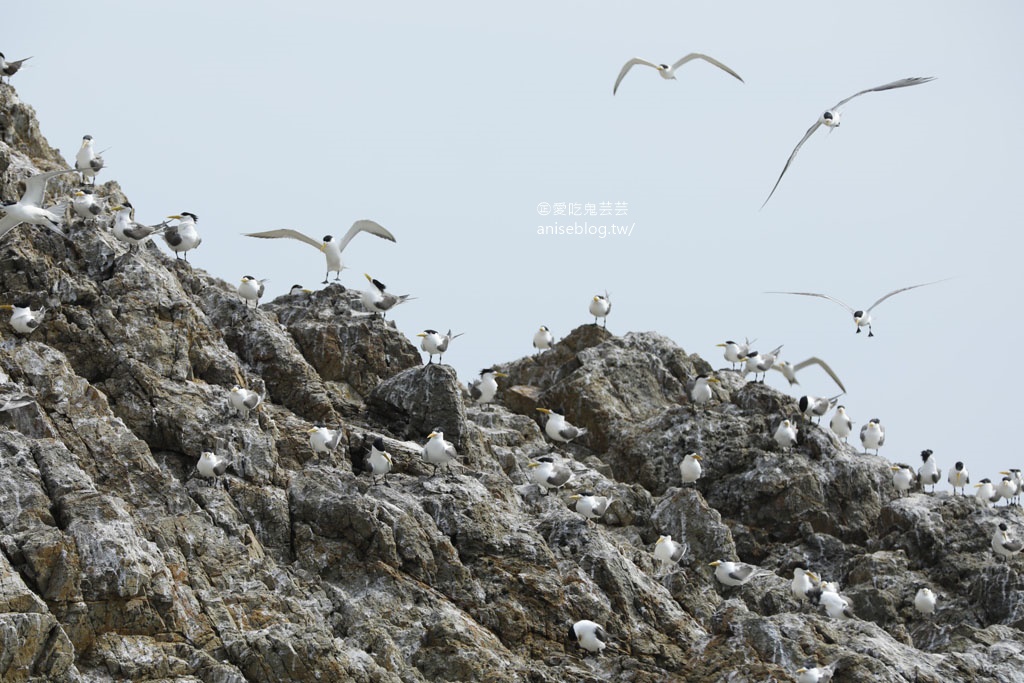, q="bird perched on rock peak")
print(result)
[687,374,719,407]
[0,53,32,83]
[860,419,885,455]
[975,478,999,507]
[361,273,414,318]
[589,292,611,328]
[163,212,201,261]
[948,461,970,496]
[918,450,941,493]
[716,339,753,371]
[891,463,917,497]
[75,135,105,185]
[533,325,553,353]
[829,405,853,443]
[798,393,843,424]
[245,220,396,284]
[744,345,783,382]
[237,276,268,309]
[417,329,463,364]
